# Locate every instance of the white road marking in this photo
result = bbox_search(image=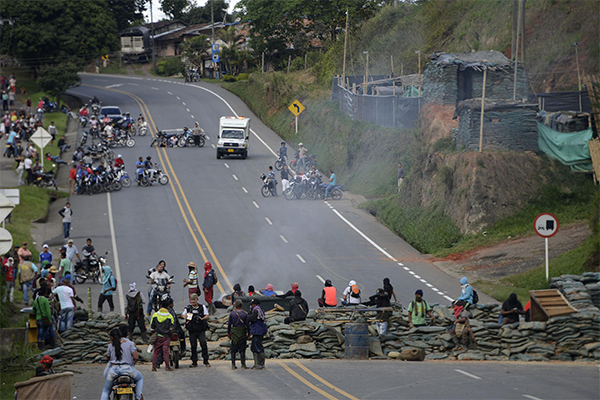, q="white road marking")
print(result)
[167,91,172,95]
[397,262,404,266]
[265,217,273,225]
[426,283,433,287]
[409,271,415,275]
[413,275,421,279]
[191,115,195,119]
[105,84,124,88]
[211,144,216,148]
[444,295,454,301]
[106,193,125,316]
[176,96,181,100]
[242,187,248,193]
[224,163,229,168]
[420,279,427,283]
[252,201,259,208]
[454,369,481,380]
[151,87,159,90]
[403,267,410,270]
[232,174,238,180]
[431,288,439,291]
[315,275,325,284]
[522,395,543,400]
[182,102,186,106]
[186,108,190,112]
[296,254,306,263]
[390,258,397,262]
[279,235,288,243]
